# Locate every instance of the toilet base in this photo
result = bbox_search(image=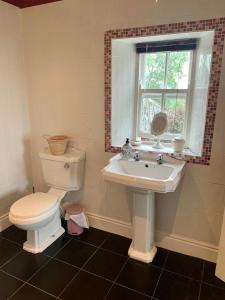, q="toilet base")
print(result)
[23,211,65,254]
[23,227,65,254]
